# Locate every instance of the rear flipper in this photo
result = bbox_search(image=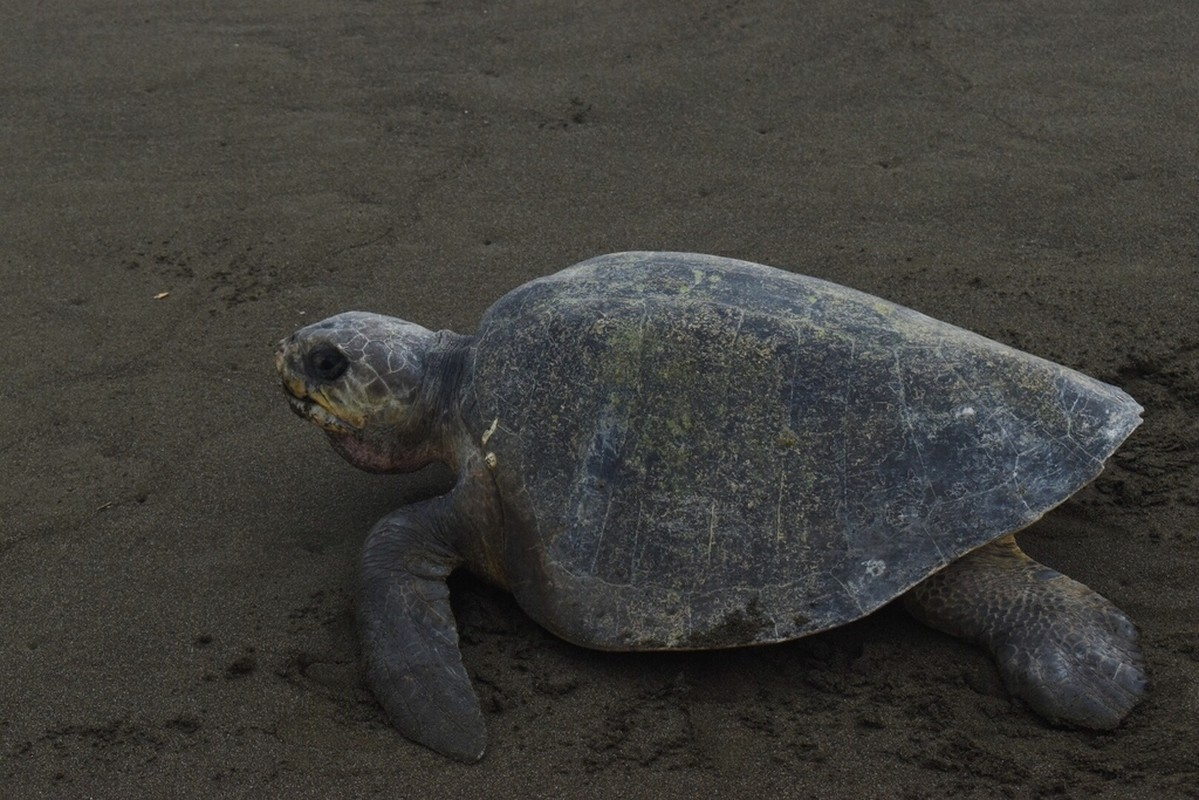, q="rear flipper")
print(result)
[358,506,487,762]
[904,535,1147,729]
